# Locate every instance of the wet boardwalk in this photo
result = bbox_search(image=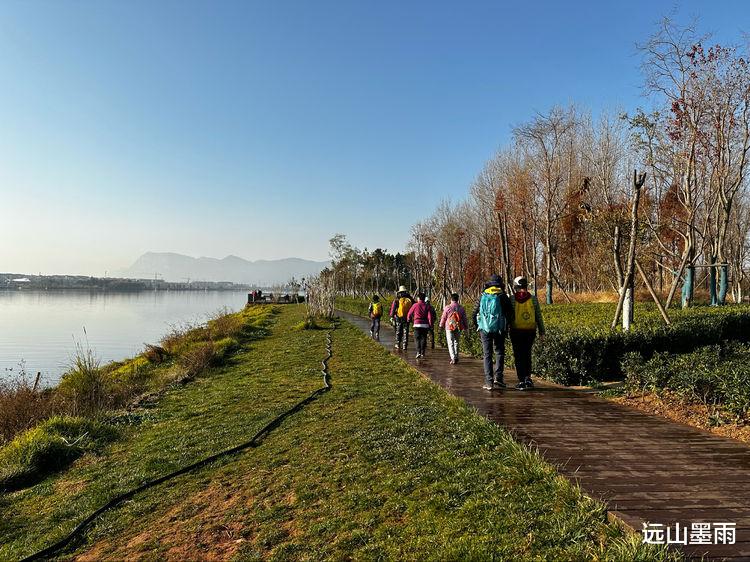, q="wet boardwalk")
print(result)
[339,311,750,561]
